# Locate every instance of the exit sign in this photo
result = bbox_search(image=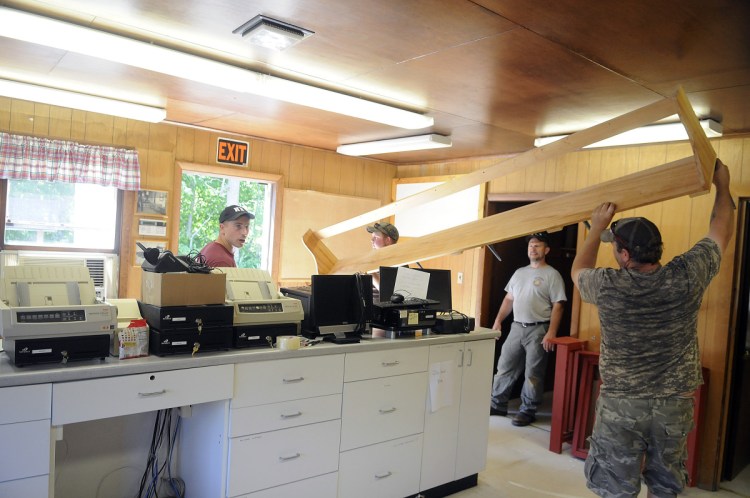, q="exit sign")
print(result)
[217,137,250,166]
